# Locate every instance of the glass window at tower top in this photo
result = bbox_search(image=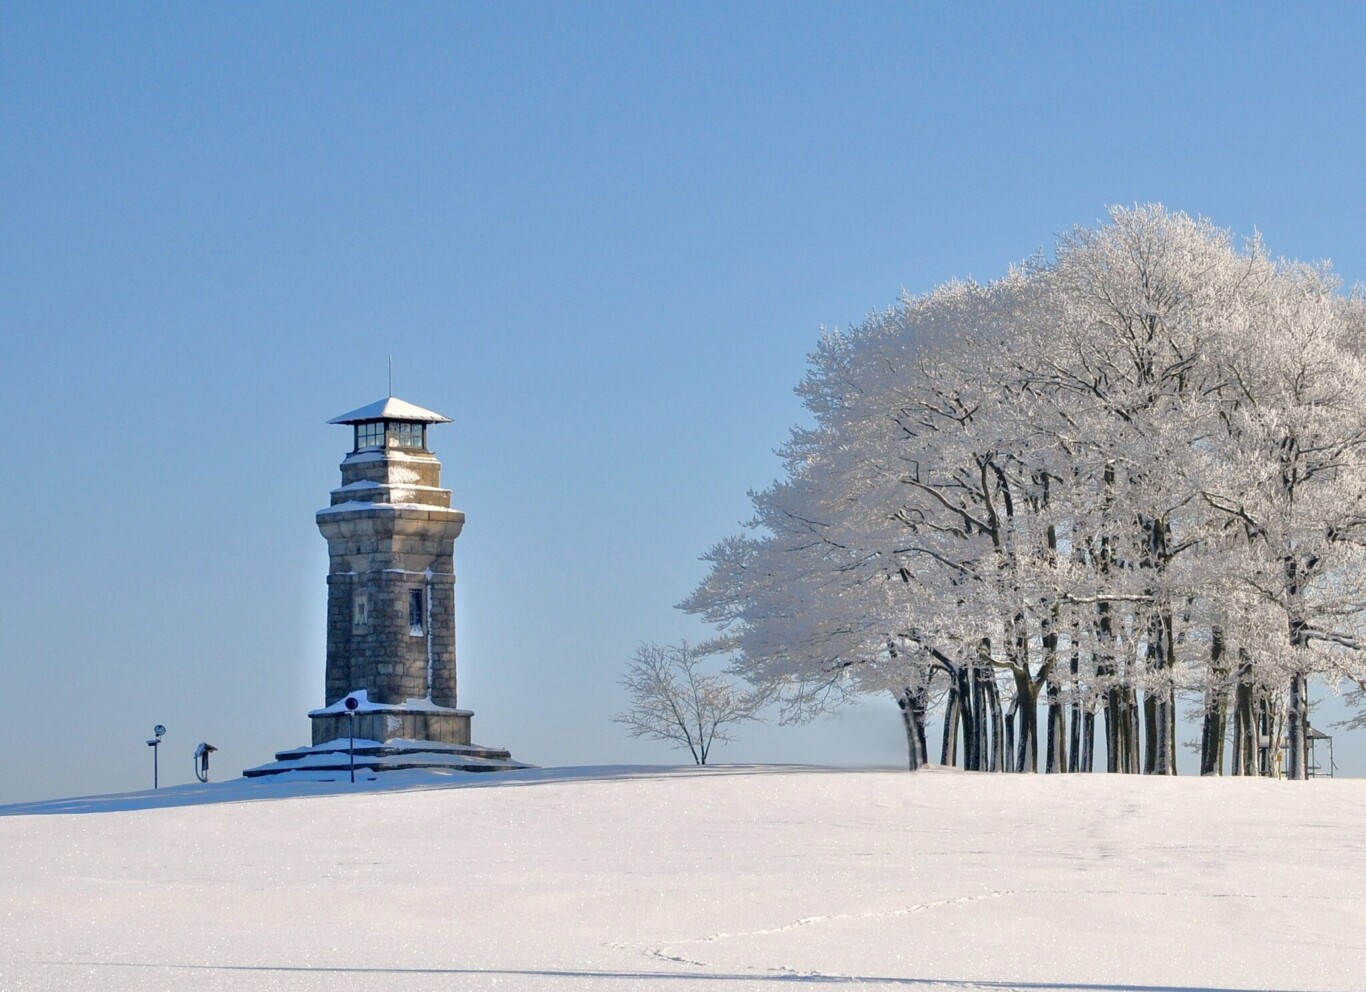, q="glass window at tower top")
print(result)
[389,422,426,449]
[355,422,385,449]
[353,421,427,451]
